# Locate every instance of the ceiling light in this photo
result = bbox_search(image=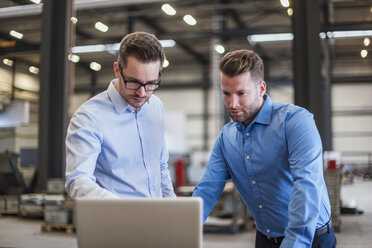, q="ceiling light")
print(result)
[287,8,293,16]
[363,37,370,47]
[9,30,23,39]
[361,49,368,58]
[29,66,39,74]
[3,58,14,67]
[161,4,176,16]
[214,44,225,54]
[332,30,372,38]
[30,0,41,4]
[163,59,169,68]
[71,44,106,53]
[159,39,176,48]
[280,0,290,8]
[95,22,109,32]
[90,62,101,71]
[183,15,197,26]
[68,54,80,63]
[248,33,293,43]
[71,17,78,24]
